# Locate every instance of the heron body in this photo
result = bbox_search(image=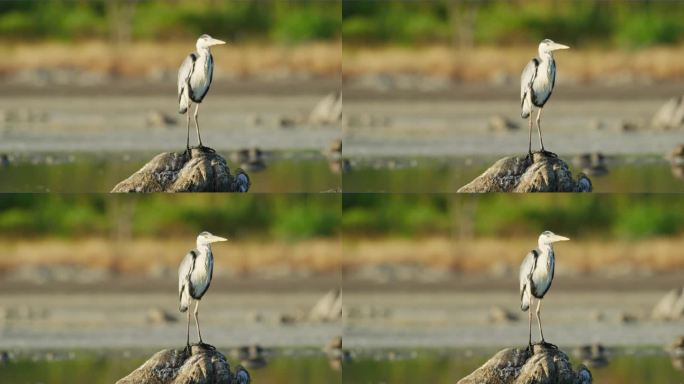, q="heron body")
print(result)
[177,34,226,150]
[519,231,569,347]
[520,39,569,155]
[178,231,227,349]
